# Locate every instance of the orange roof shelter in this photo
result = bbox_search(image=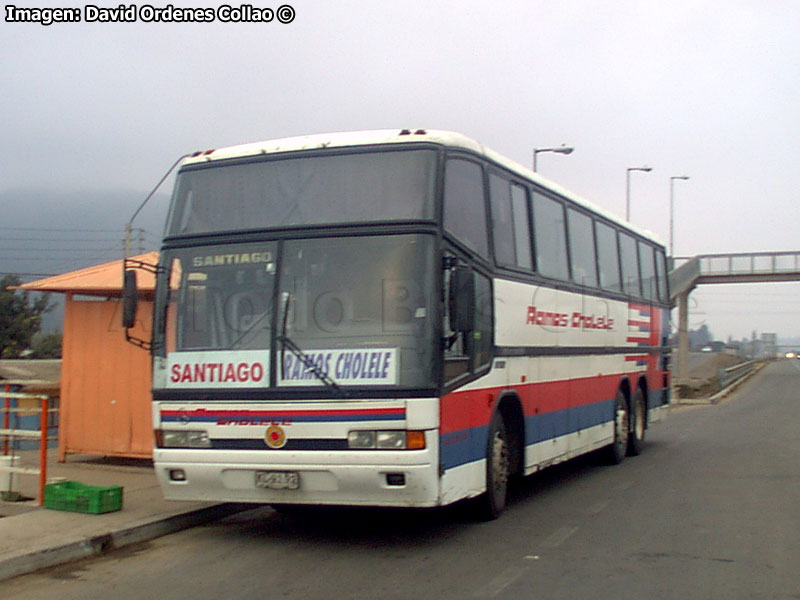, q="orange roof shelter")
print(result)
[21,253,158,460]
